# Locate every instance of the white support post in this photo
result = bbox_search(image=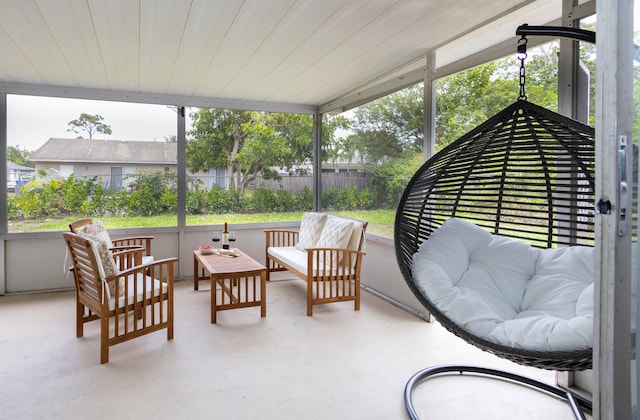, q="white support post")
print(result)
[177,106,187,278]
[177,106,186,228]
[423,52,436,162]
[557,0,580,121]
[0,91,6,295]
[594,0,634,418]
[312,112,322,211]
